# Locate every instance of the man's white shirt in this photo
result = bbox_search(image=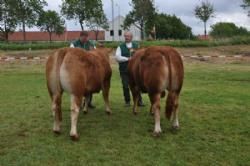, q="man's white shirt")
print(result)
[70,43,75,48]
[115,42,133,63]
